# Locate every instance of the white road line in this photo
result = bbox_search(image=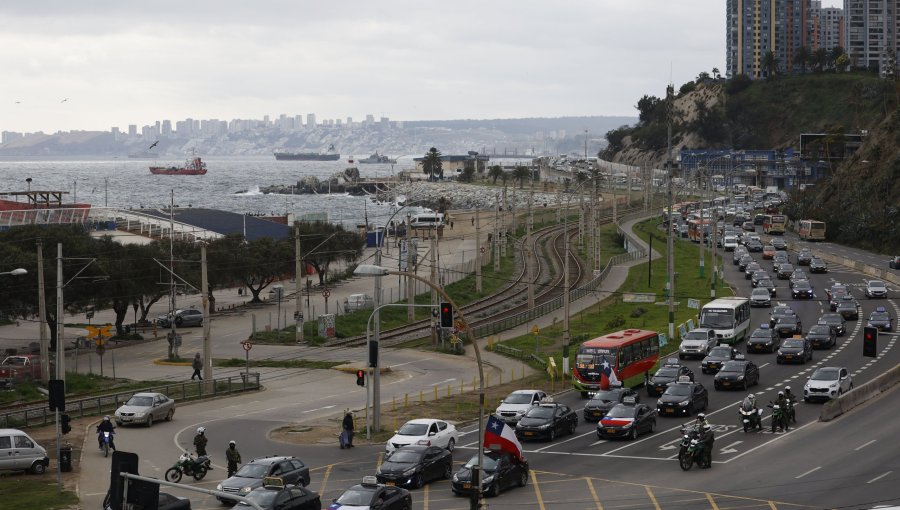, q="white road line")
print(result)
[867,471,892,484]
[795,466,822,479]
[389,358,435,368]
[533,430,596,452]
[590,439,607,446]
[855,439,877,451]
